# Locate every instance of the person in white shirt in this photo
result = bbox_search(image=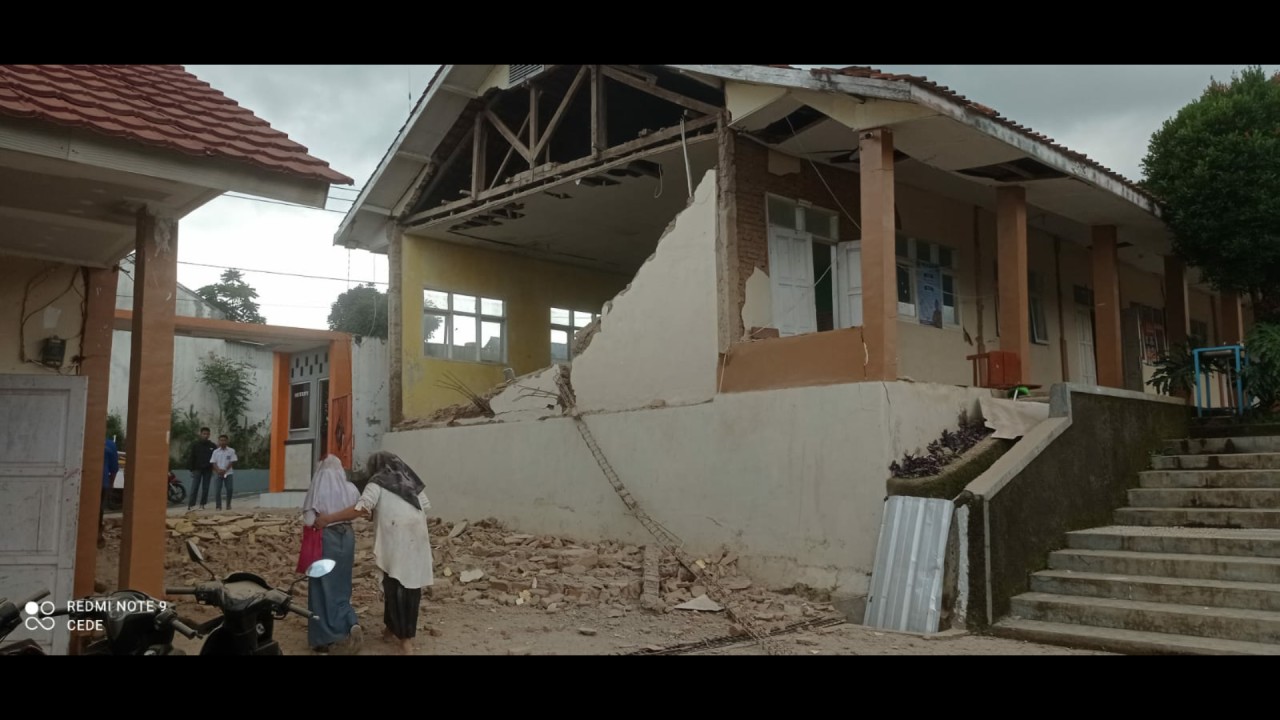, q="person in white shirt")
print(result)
[317,451,433,655]
[210,434,238,511]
